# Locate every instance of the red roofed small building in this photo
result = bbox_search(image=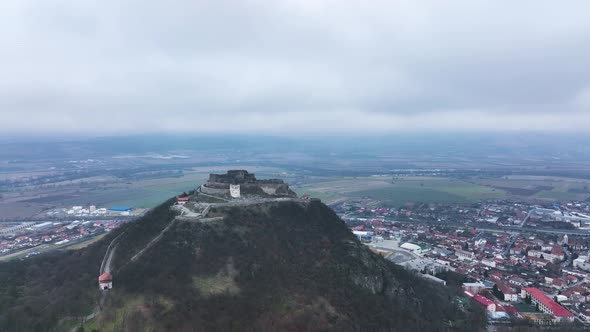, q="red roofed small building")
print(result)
[98,272,113,290]
[473,295,497,312]
[176,197,189,205]
[521,288,574,322]
[551,278,567,290]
